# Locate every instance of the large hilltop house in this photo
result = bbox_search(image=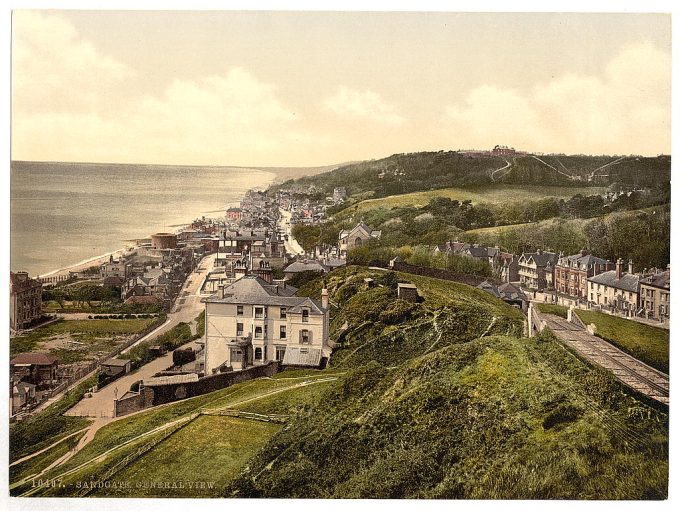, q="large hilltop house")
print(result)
[587,259,640,316]
[517,250,558,291]
[202,275,330,374]
[554,250,614,300]
[10,271,43,332]
[338,222,381,258]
